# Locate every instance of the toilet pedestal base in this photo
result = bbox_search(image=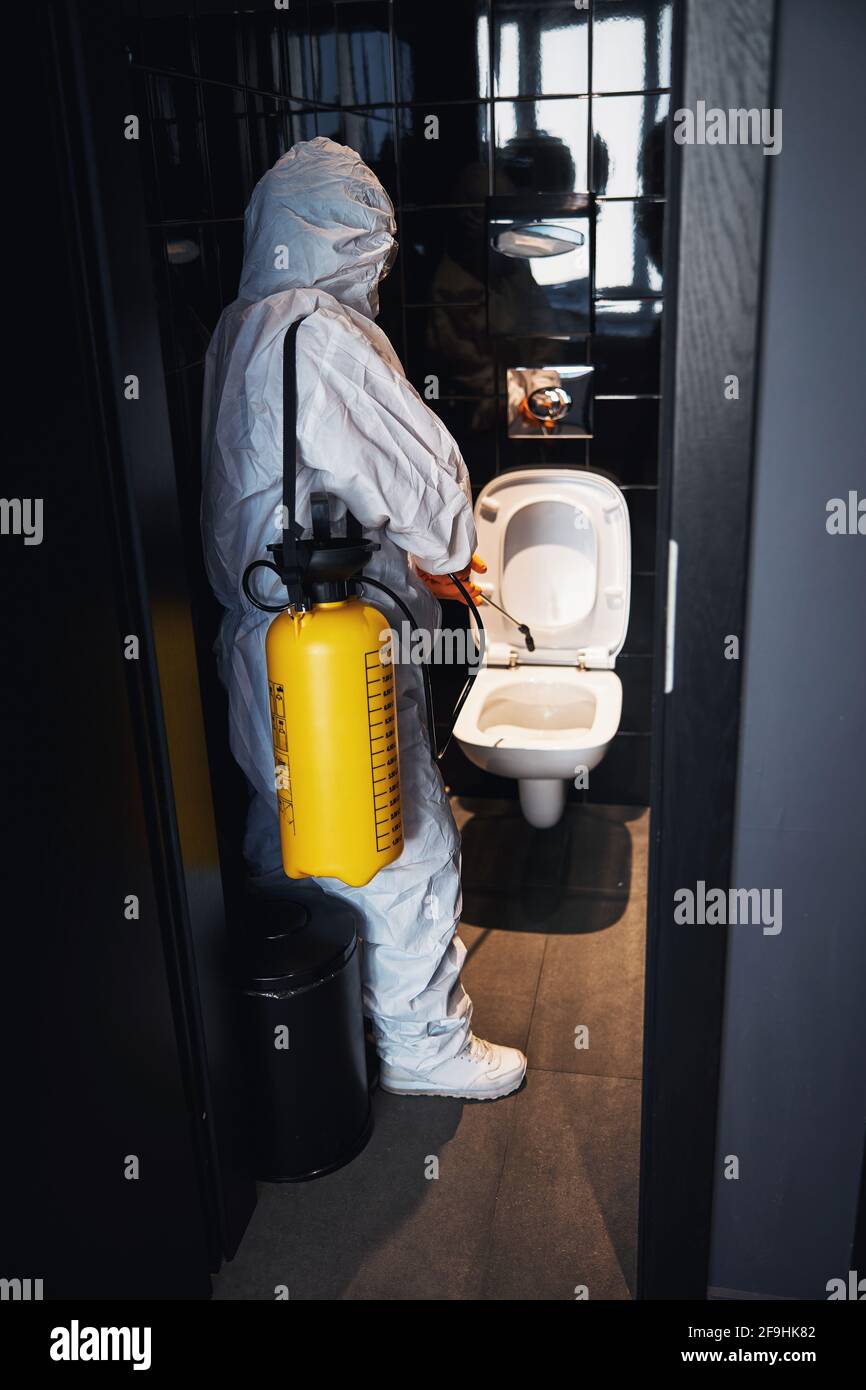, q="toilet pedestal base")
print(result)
[518,778,567,829]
